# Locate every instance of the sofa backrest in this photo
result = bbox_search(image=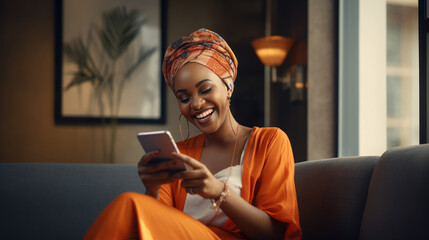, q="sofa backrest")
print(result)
[0,163,145,240]
[359,144,429,240]
[295,156,378,240]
